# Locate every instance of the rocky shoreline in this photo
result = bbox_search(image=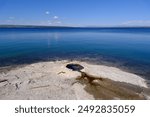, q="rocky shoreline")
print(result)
[0,60,150,100]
